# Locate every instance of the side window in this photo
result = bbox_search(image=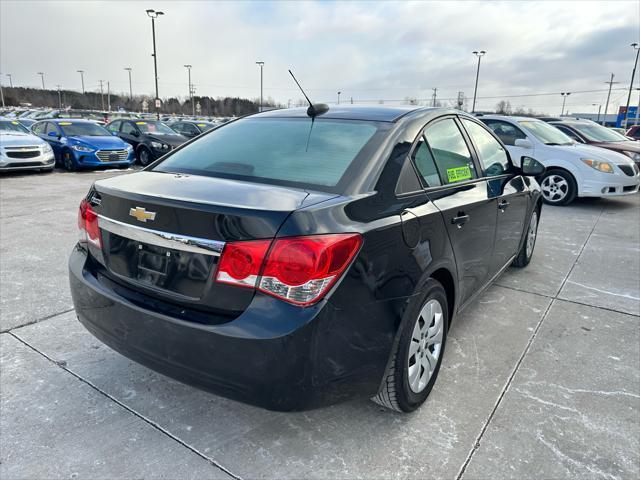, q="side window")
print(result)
[461,119,510,177]
[121,122,137,135]
[32,122,45,135]
[482,120,526,146]
[424,119,476,185]
[107,120,121,133]
[171,122,184,133]
[555,125,581,142]
[44,122,58,135]
[412,136,441,187]
[183,123,198,134]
